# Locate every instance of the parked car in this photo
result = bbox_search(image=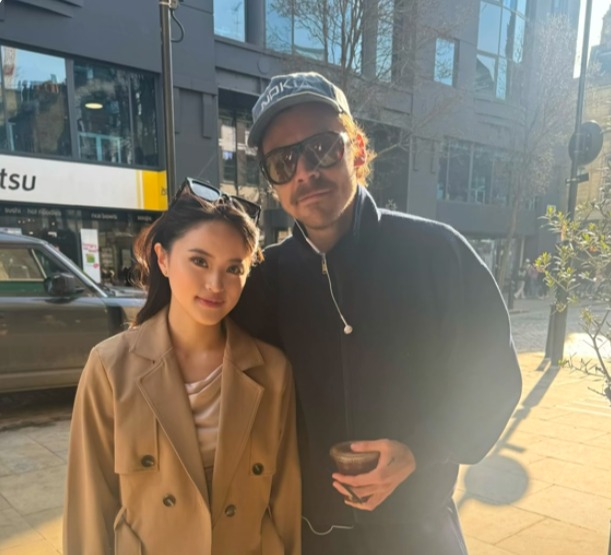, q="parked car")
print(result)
[0,232,144,393]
